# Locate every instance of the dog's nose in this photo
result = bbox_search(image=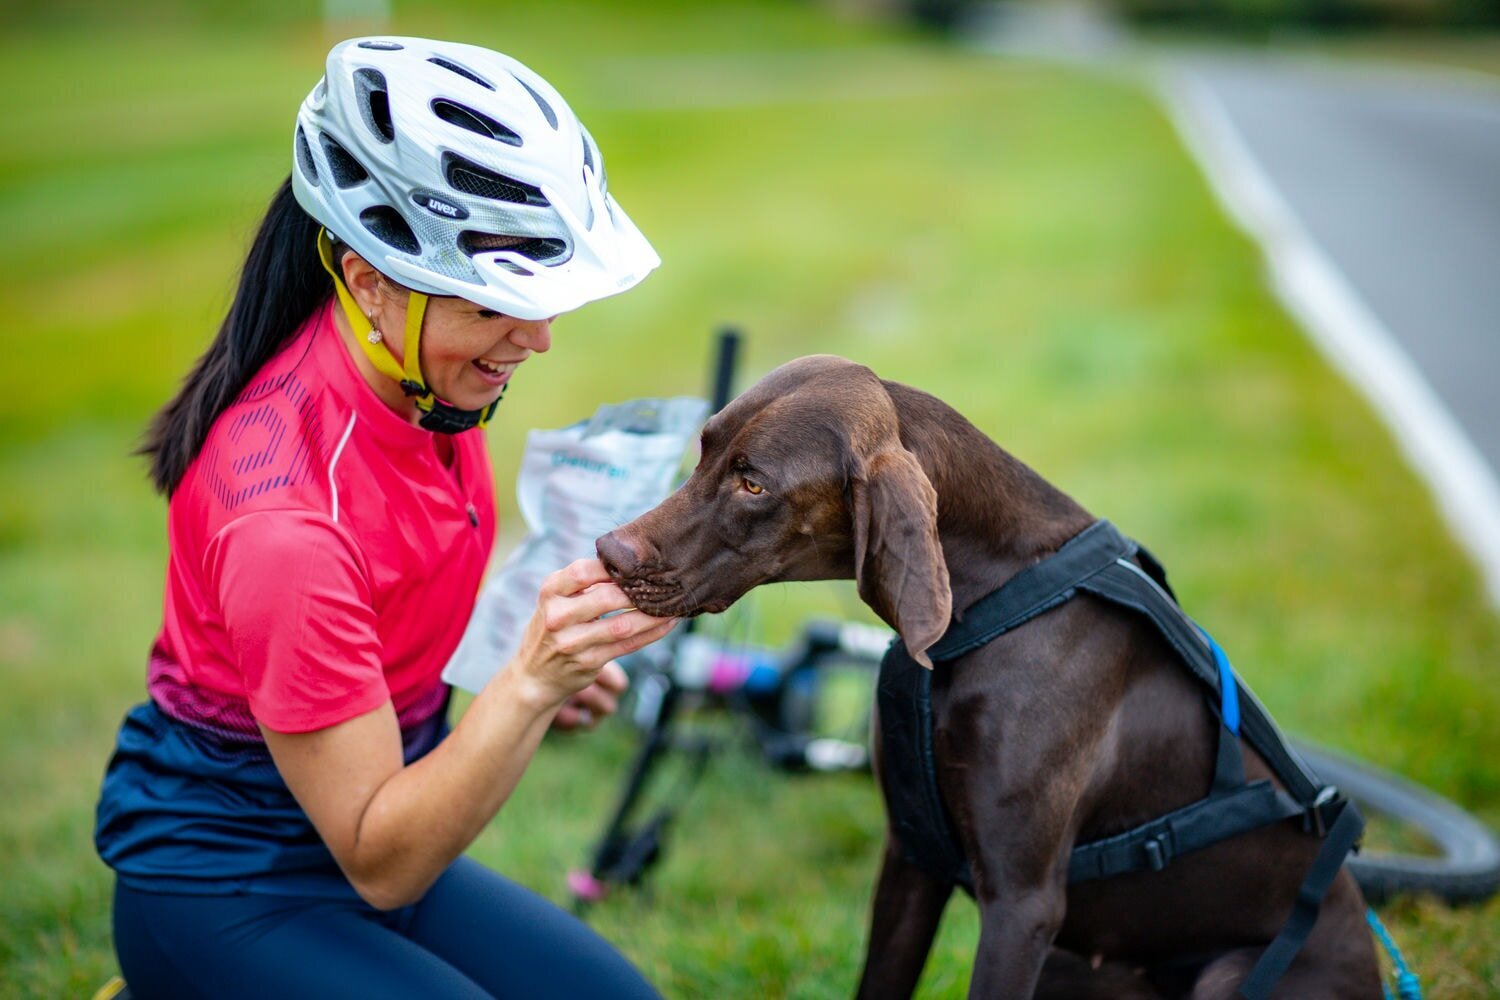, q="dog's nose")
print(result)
[596,530,644,580]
